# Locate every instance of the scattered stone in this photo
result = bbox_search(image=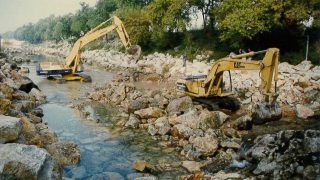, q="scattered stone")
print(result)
[189,135,219,155]
[154,117,171,135]
[126,99,148,113]
[0,98,11,114]
[208,170,242,179]
[252,102,282,125]
[244,130,320,178]
[182,161,203,173]
[125,114,140,128]
[220,140,240,149]
[133,160,156,172]
[46,142,80,166]
[134,107,166,119]
[0,115,22,143]
[29,88,46,103]
[166,96,193,115]
[296,104,314,119]
[147,125,157,136]
[0,143,56,179]
[172,124,193,139]
[231,115,252,130]
[201,110,230,130]
[18,77,39,93]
